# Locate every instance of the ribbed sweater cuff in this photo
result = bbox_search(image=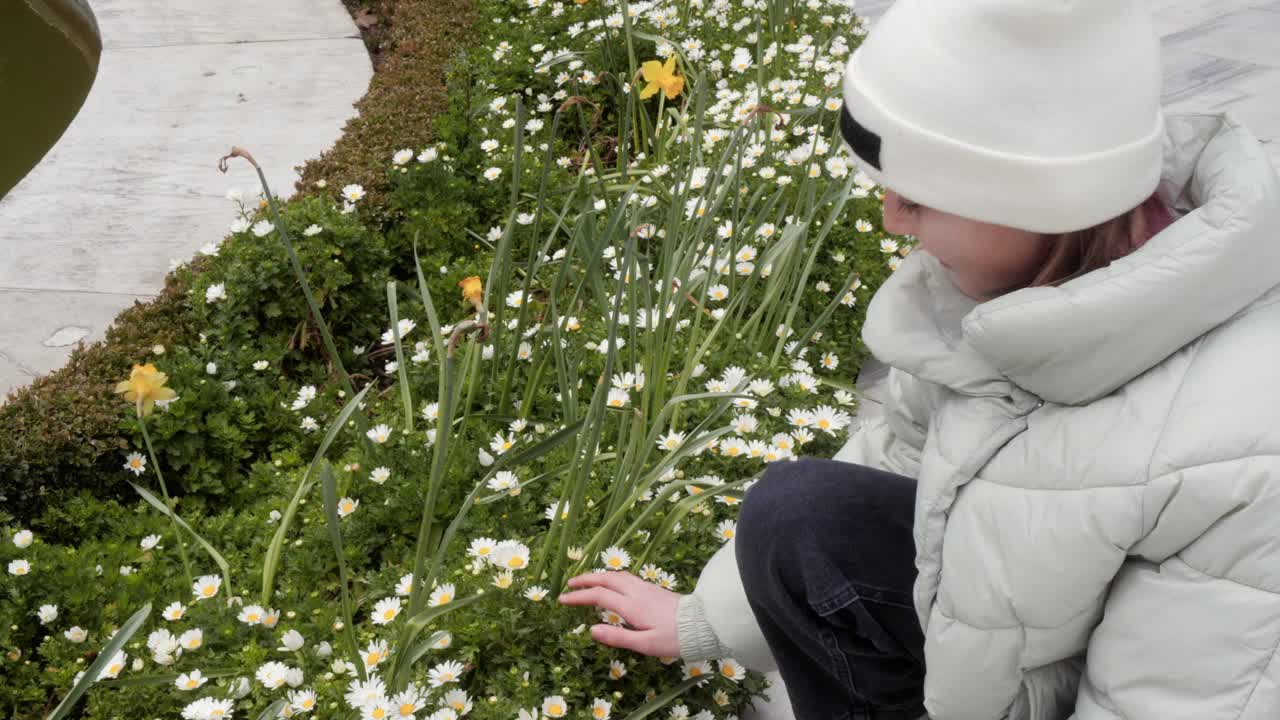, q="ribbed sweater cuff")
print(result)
[676,592,727,661]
